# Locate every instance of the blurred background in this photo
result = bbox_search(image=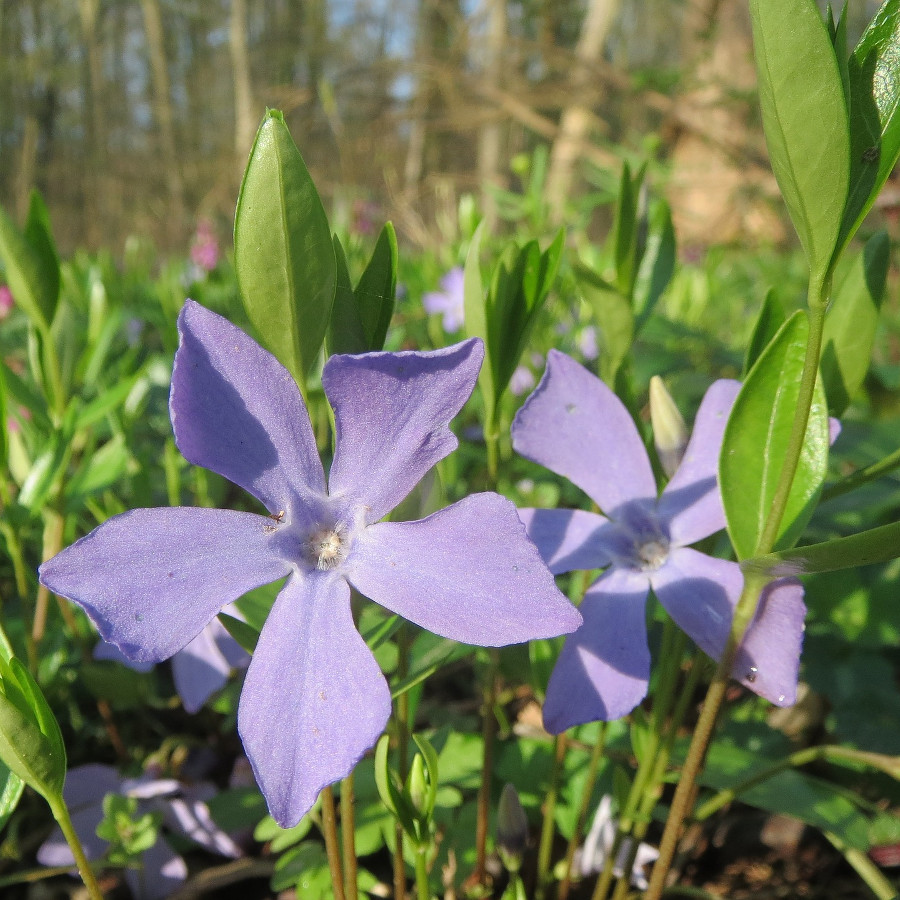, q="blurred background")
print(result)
[0,0,891,257]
